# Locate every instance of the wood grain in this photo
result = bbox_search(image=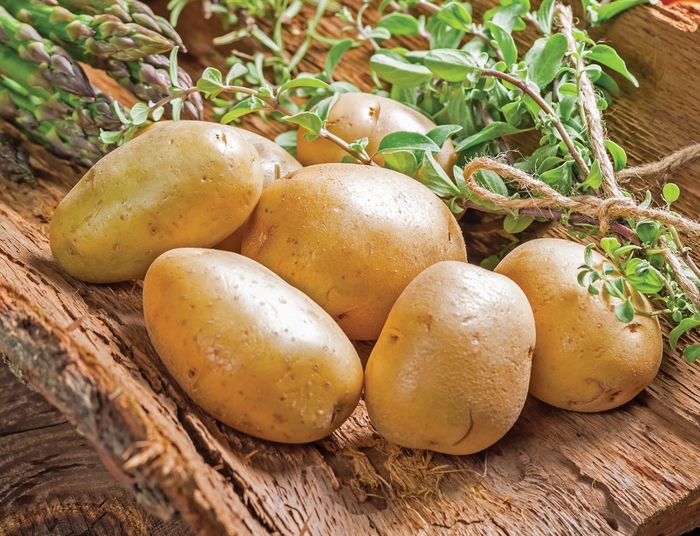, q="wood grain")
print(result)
[1,1,700,535]
[0,362,194,536]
